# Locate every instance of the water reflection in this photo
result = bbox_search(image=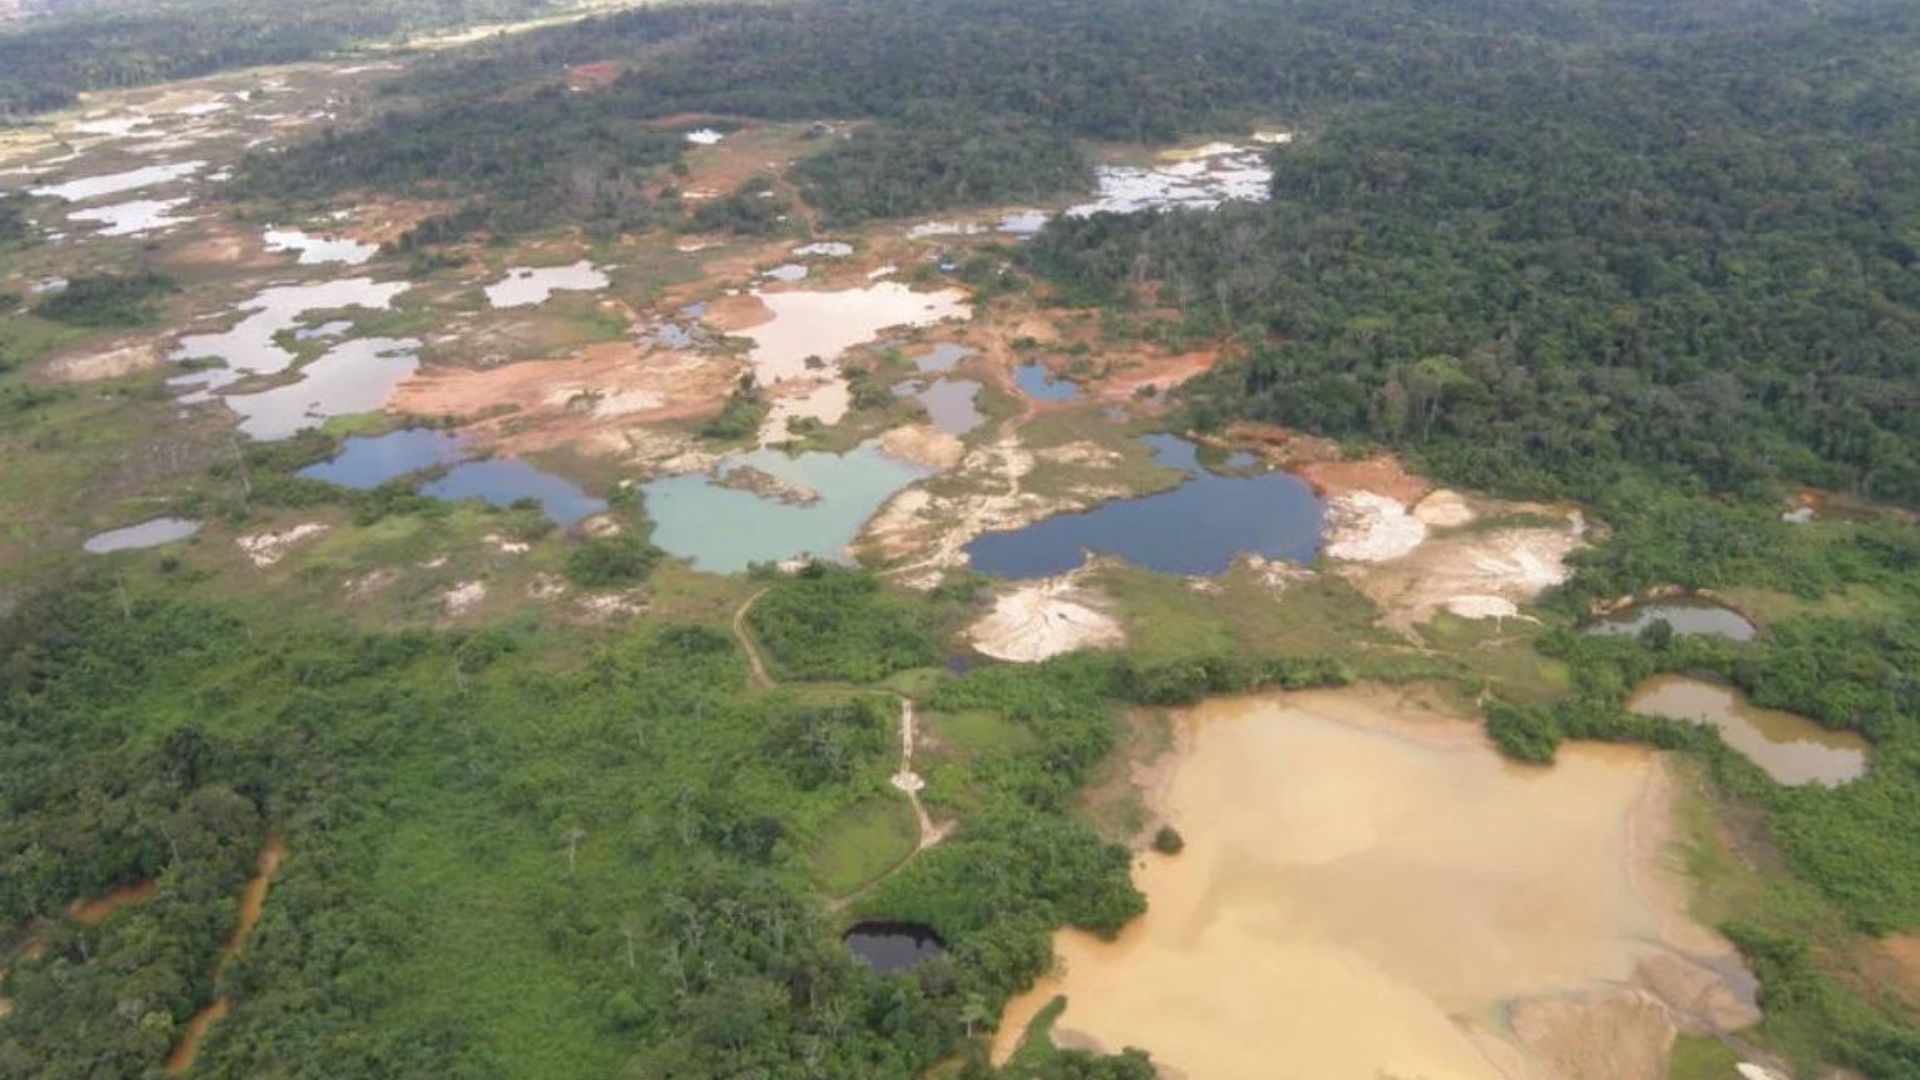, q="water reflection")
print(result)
[965,436,1322,578]
[84,517,202,553]
[1628,675,1868,786]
